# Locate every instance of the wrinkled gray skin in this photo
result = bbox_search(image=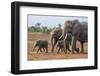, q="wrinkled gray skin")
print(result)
[51,28,62,53]
[68,20,88,53]
[64,33,72,53]
[33,40,48,53]
[56,40,65,53]
[56,33,72,54]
